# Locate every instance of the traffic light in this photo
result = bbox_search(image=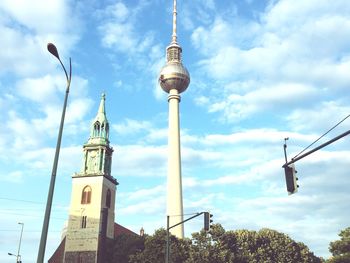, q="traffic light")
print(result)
[204,212,213,231]
[284,164,299,195]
